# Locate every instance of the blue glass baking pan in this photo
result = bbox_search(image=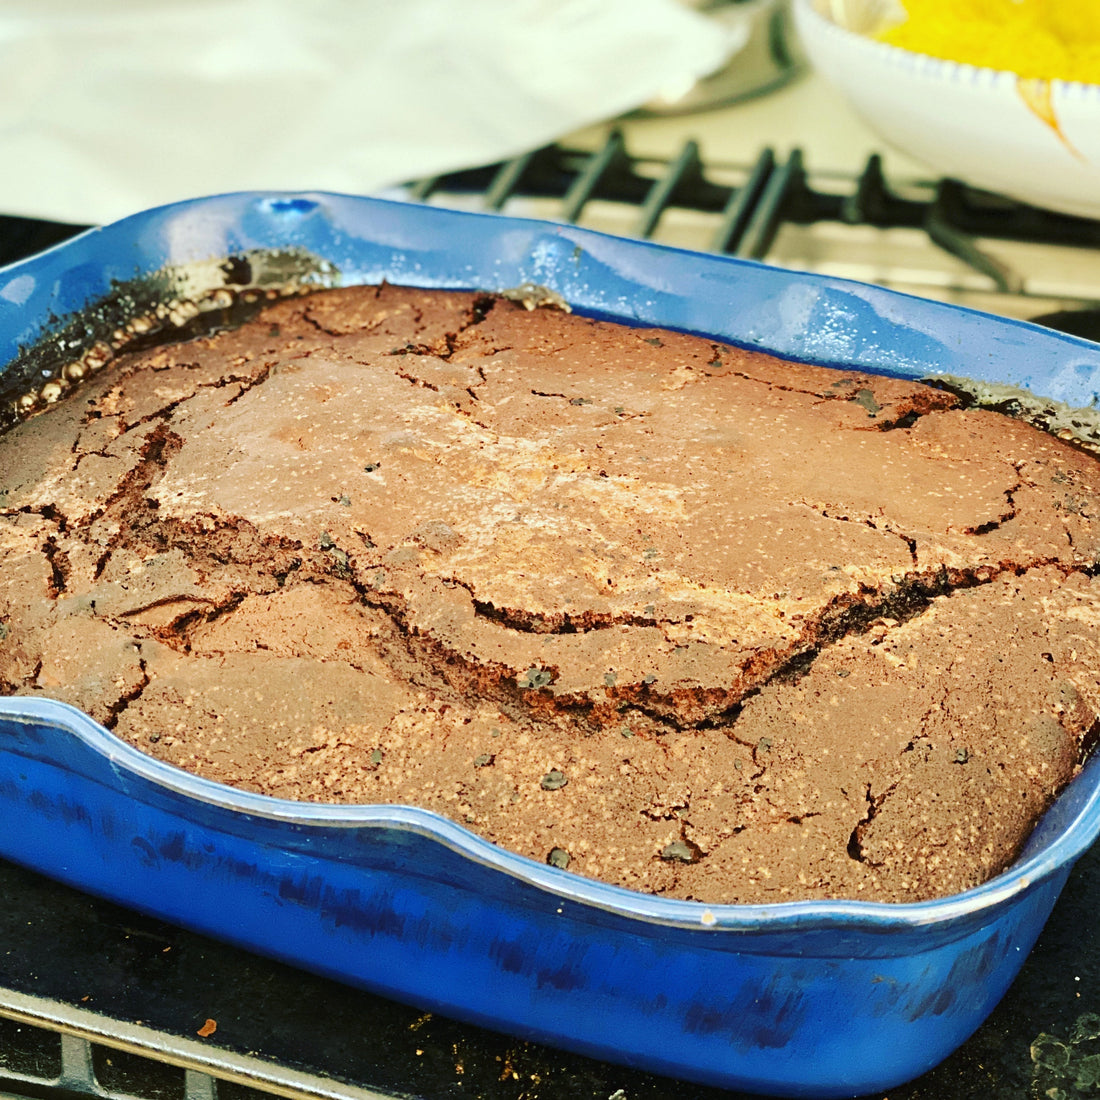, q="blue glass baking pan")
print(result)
[3,193,1100,1098]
